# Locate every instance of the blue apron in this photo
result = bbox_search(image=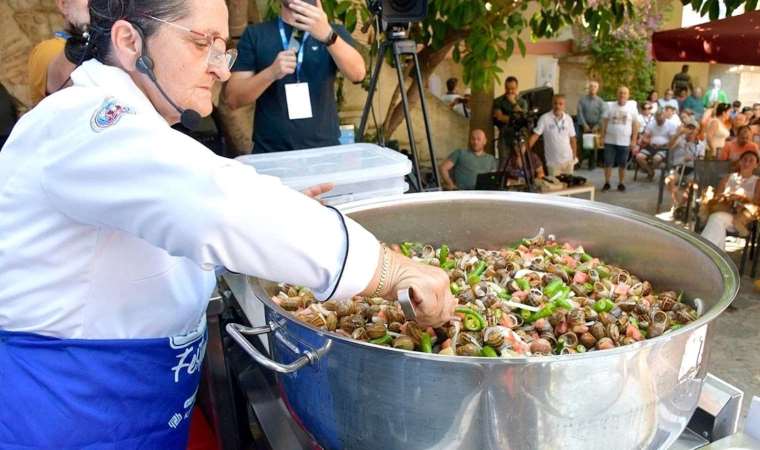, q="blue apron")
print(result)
[0,317,207,449]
